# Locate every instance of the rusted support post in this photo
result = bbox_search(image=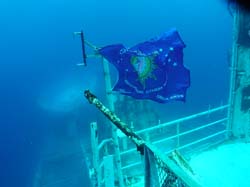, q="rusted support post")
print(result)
[90,122,100,187]
[102,58,125,187]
